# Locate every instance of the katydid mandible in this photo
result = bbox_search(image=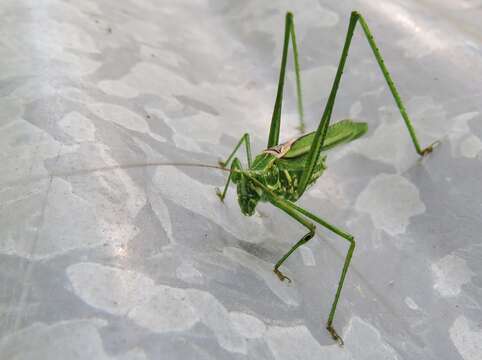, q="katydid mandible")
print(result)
[216,11,439,345]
